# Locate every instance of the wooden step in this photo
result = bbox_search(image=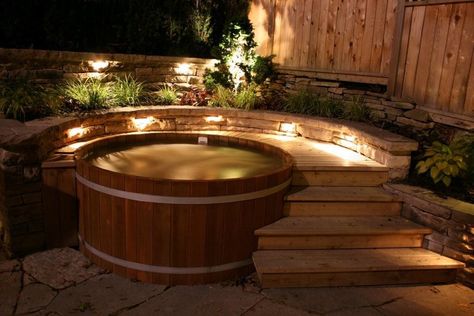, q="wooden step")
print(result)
[284,187,401,216]
[253,248,464,288]
[256,217,432,250]
[292,170,389,186]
